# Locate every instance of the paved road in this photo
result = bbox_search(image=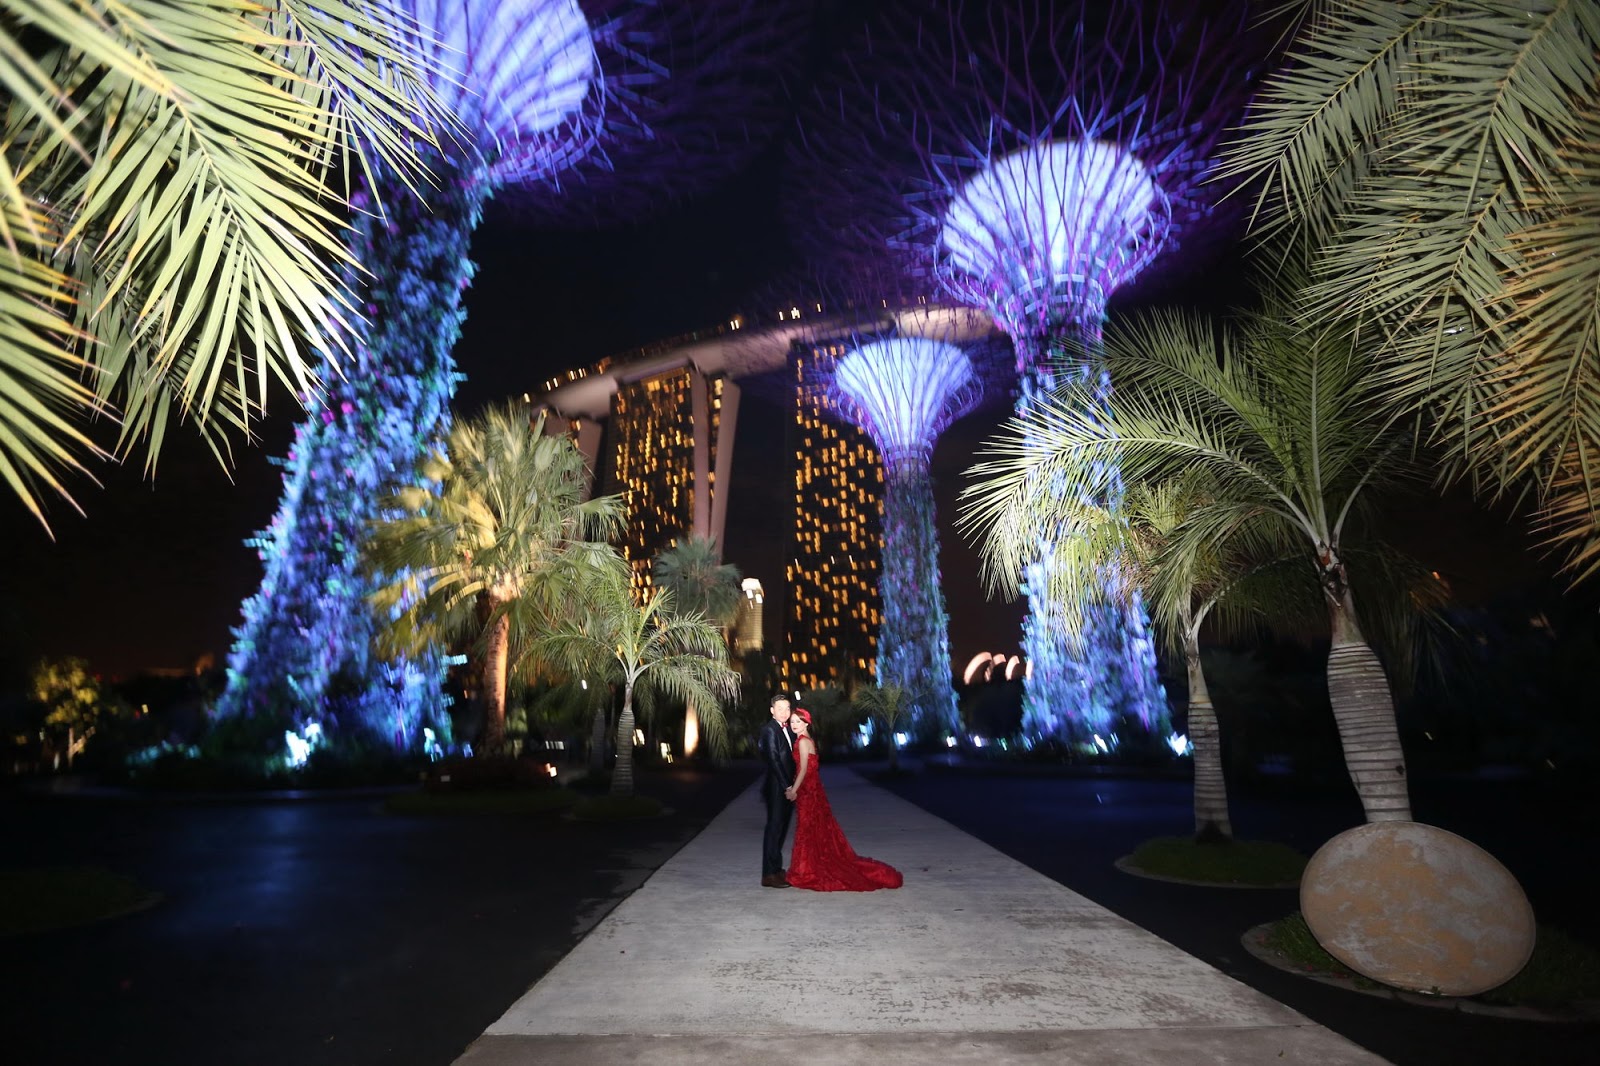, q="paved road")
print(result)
[0,769,753,1066]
